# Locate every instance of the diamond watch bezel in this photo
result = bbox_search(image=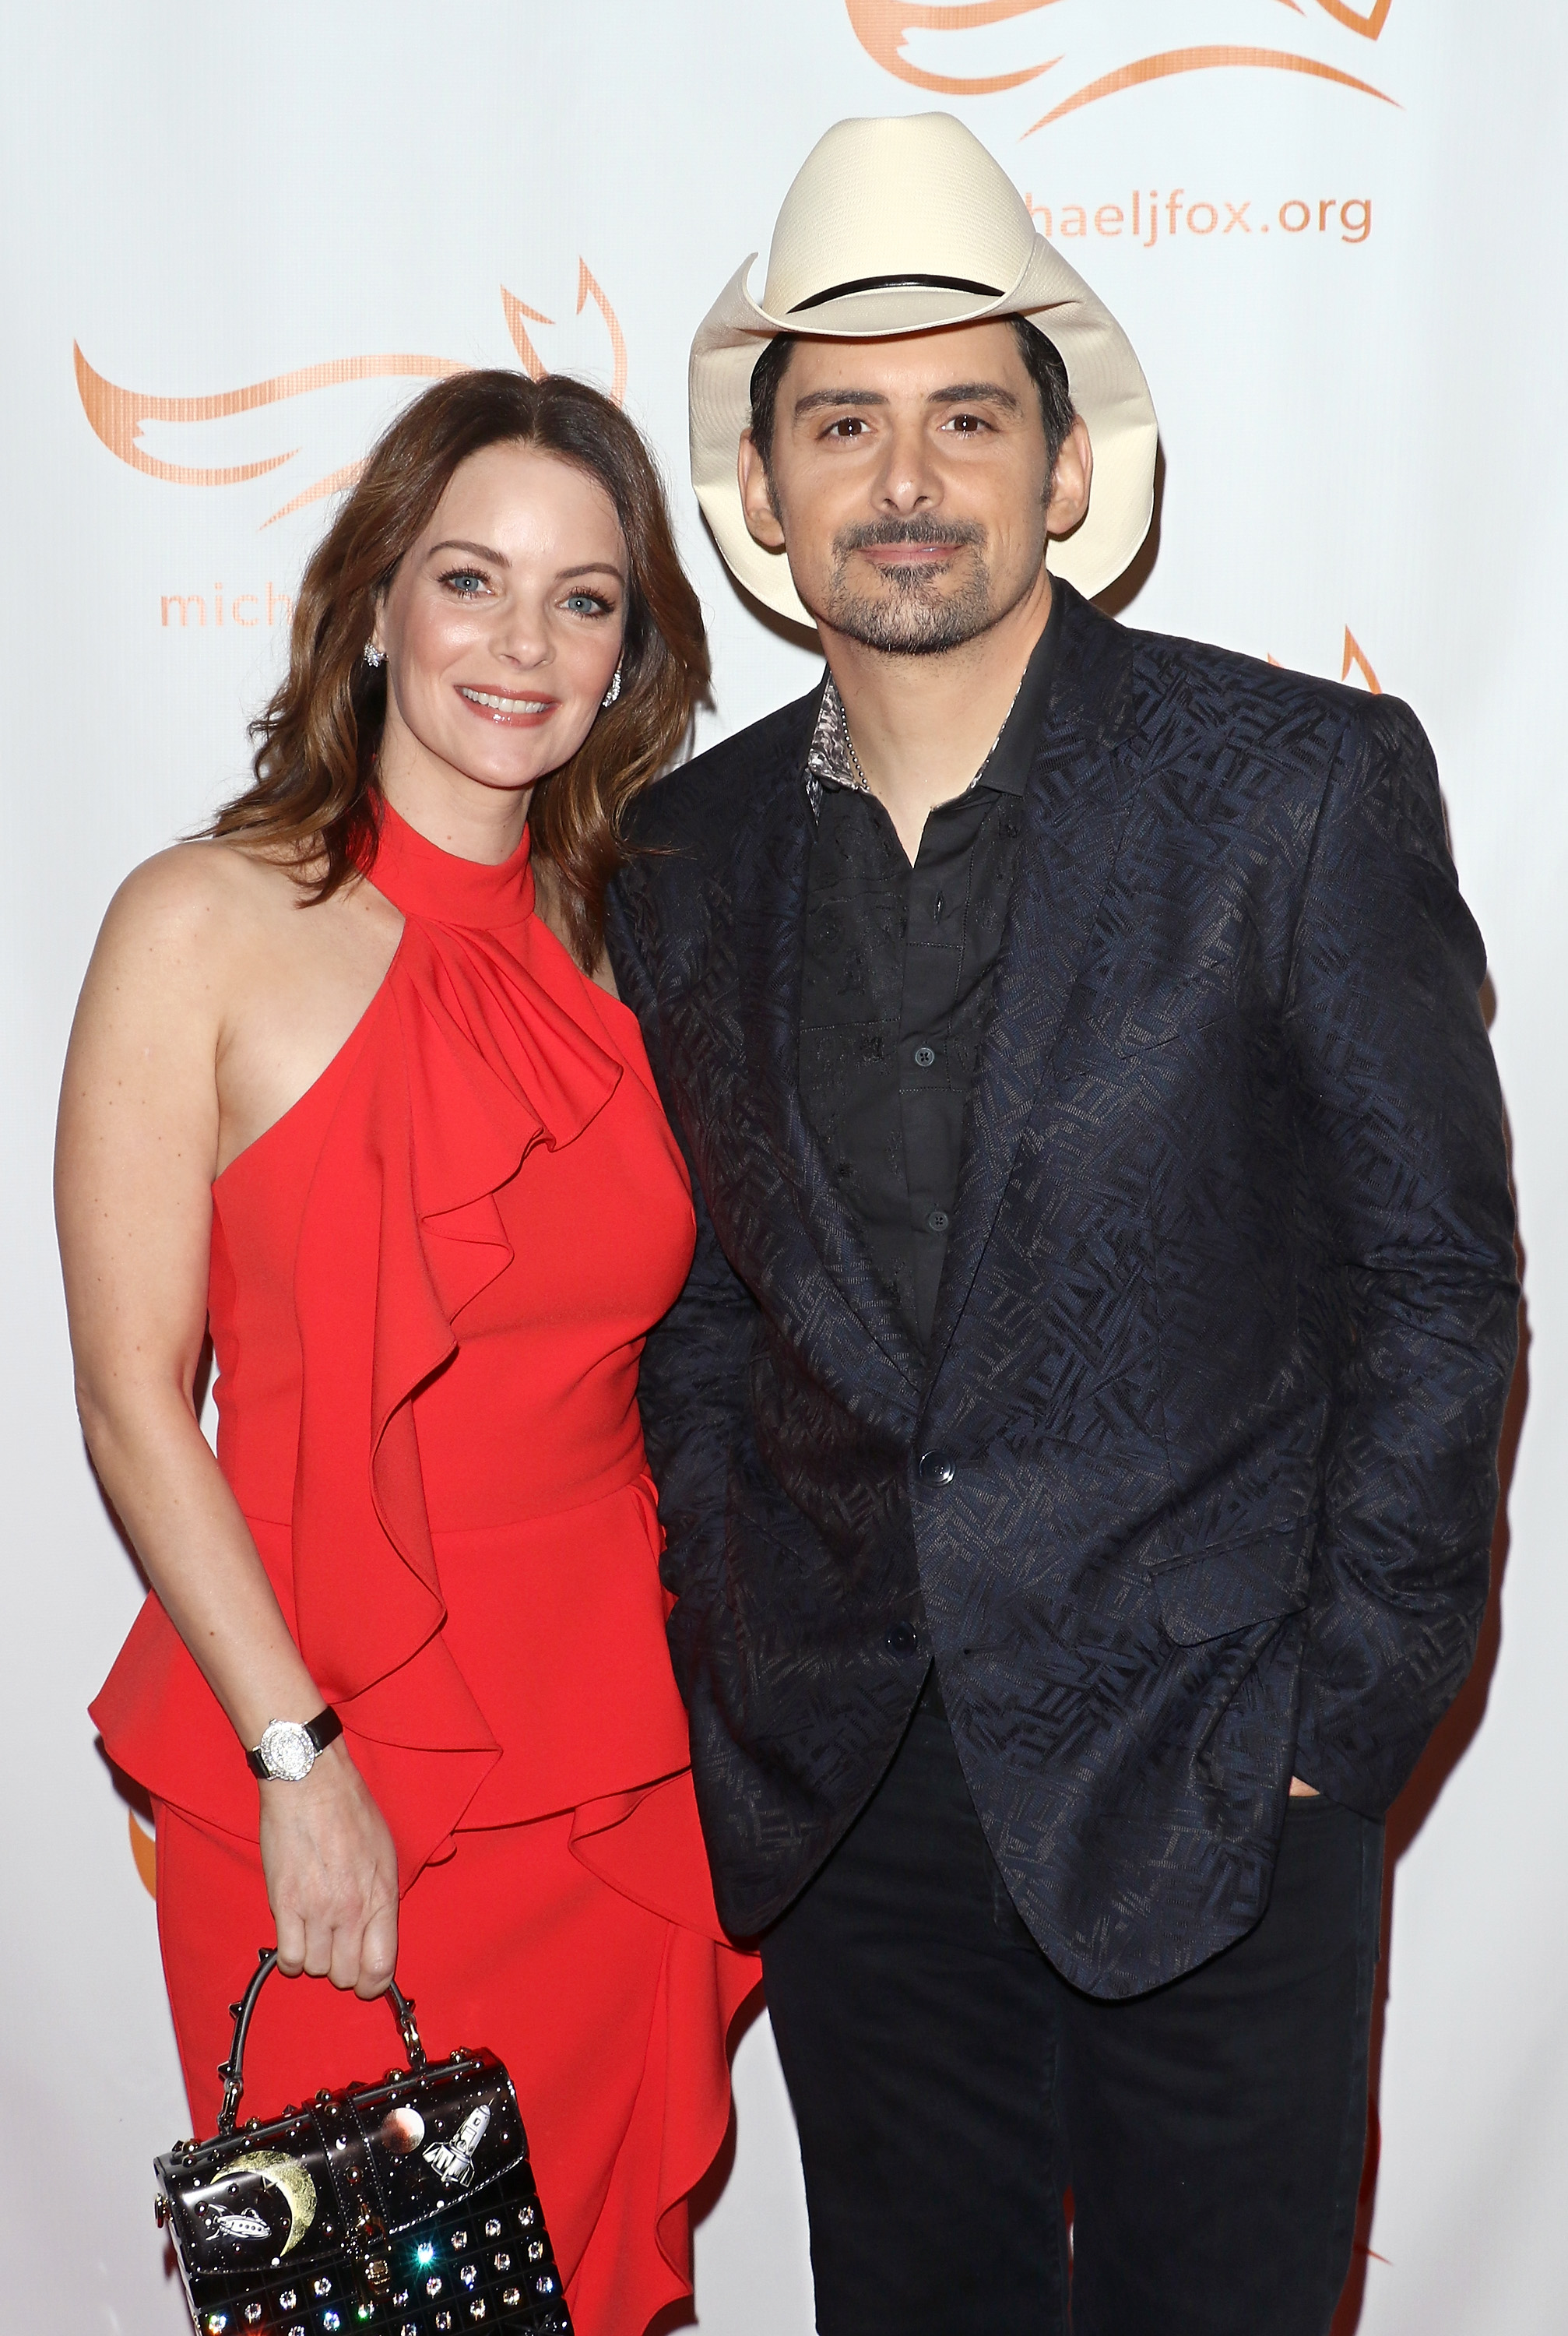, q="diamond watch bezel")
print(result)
[255,1719,318,1782]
